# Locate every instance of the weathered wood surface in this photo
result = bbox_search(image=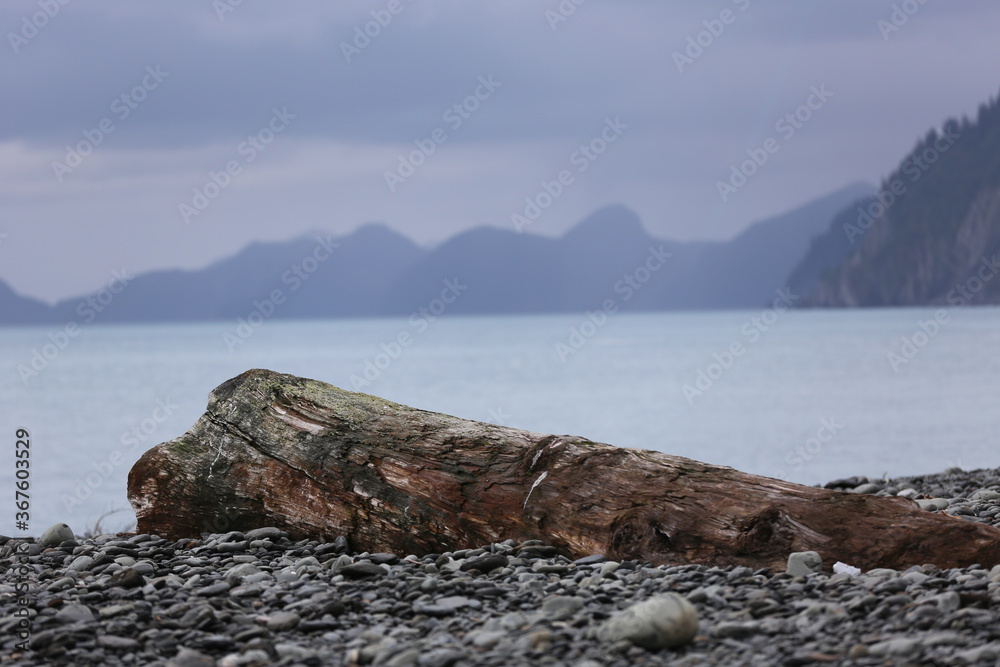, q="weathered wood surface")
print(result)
[128,369,1000,571]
